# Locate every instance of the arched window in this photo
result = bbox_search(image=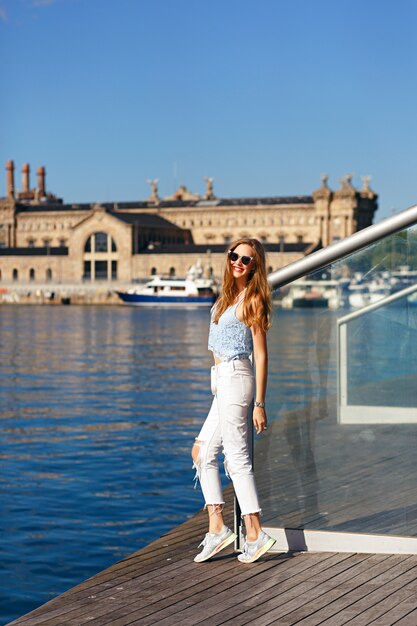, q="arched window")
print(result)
[13,269,18,281]
[95,232,108,252]
[151,267,157,275]
[29,268,35,281]
[83,232,118,281]
[84,232,117,253]
[46,268,52,282]
[169,267,175,277]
